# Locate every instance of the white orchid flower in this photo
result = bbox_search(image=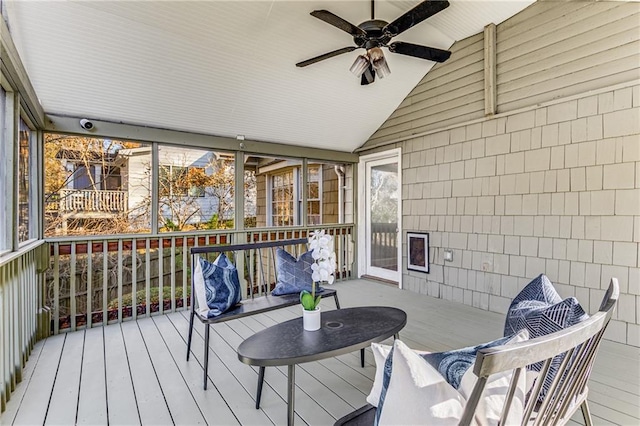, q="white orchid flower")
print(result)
[308,230,336,286]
